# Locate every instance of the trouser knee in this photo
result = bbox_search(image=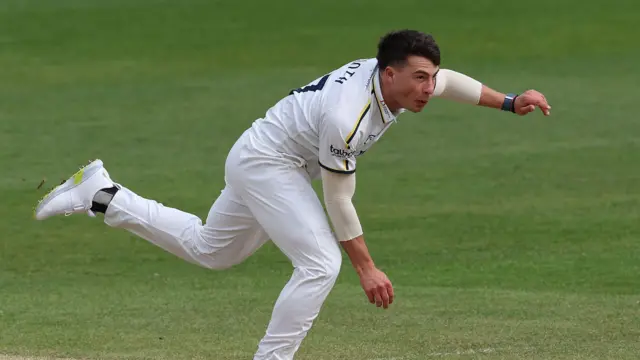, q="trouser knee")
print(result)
[303,254,342,287]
